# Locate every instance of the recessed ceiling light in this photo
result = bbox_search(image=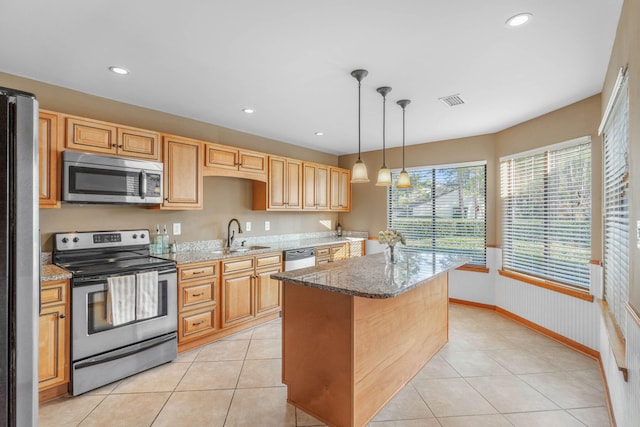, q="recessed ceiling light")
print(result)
[505,13,532,28]
[242,108,255,114]
[108,66,130,75]
[314,132,324,136]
